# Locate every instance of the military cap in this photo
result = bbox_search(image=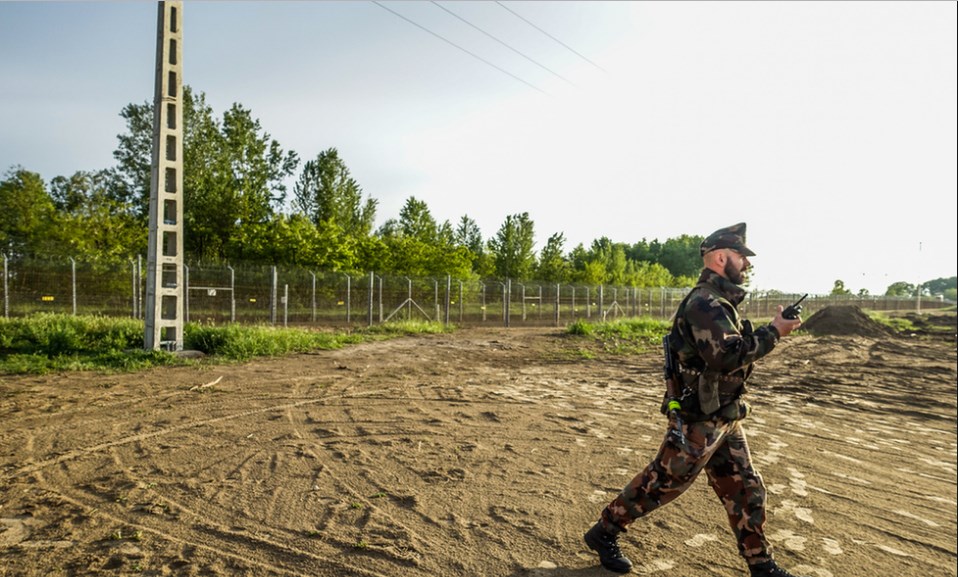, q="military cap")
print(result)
[700,222,756,256]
